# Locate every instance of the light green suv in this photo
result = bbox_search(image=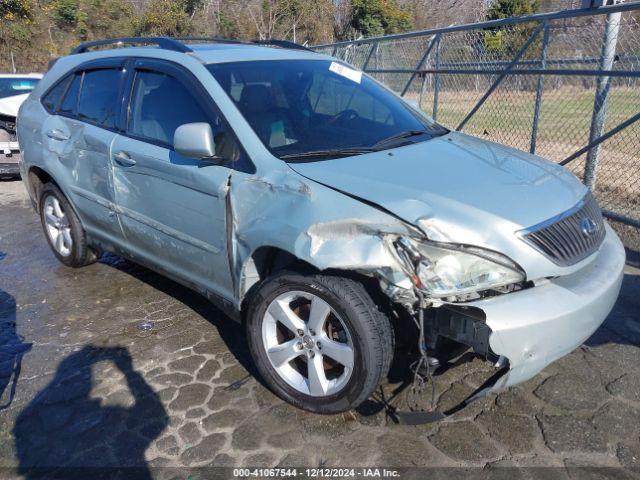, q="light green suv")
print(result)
[17,37,625,416]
